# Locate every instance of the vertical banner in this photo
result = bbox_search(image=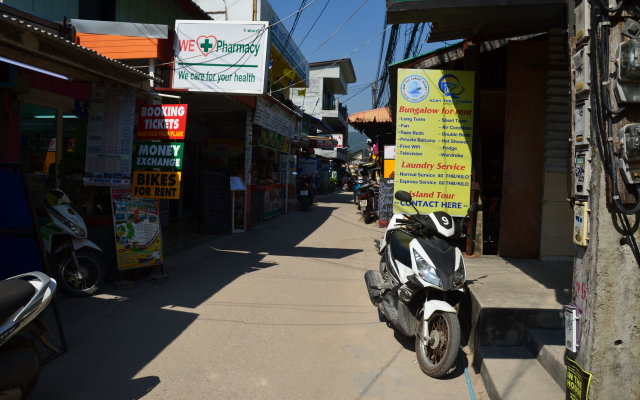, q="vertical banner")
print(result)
[111,188,163,270]
[394,69,474,217]
[84,84,136,187]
